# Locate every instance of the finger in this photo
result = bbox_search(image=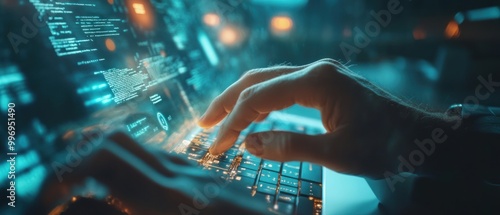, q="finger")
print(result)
[209,70,317,154]
[198,59,336,128]
[246,129,389,178]
[244,130,361,176]
[254,113,270,122]
[244,131,334,163]
[198,66,300,128]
